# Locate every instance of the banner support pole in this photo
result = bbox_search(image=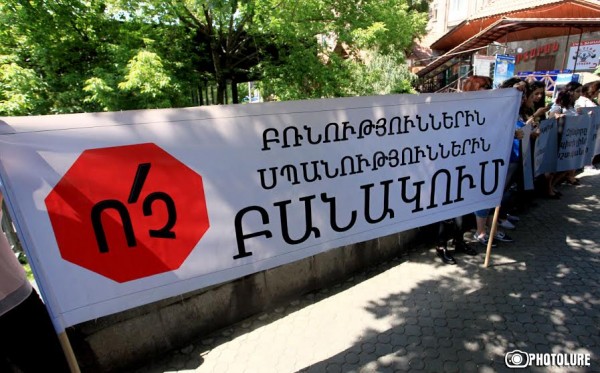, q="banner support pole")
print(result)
[484,205,501,268]
[58,331,81,373]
